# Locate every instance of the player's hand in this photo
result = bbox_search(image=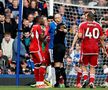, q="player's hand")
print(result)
[64,29,67,33]
[25,53,29,58]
